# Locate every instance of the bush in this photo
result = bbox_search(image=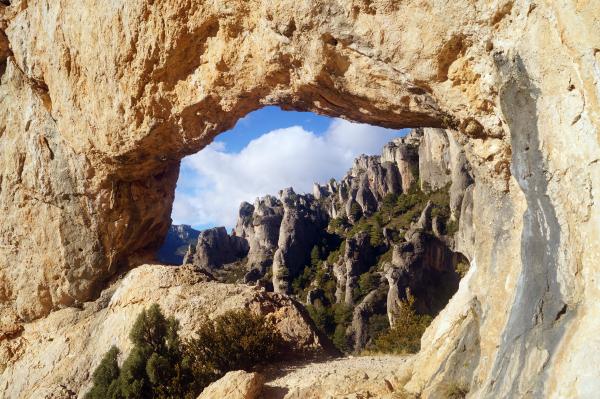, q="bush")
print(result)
[333,324,351,352]
[349,202,363,222]
[306,302,354,353]
[370,295,432,354]
[306,304,335,336]
[443,382,469,399]
[86,306,284,399]
[85,304,195,399]
[187,309,284,374]
[291,264,316,297]
[455,261,469,278]
[86,346,120,399]
[357,271,379,299]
